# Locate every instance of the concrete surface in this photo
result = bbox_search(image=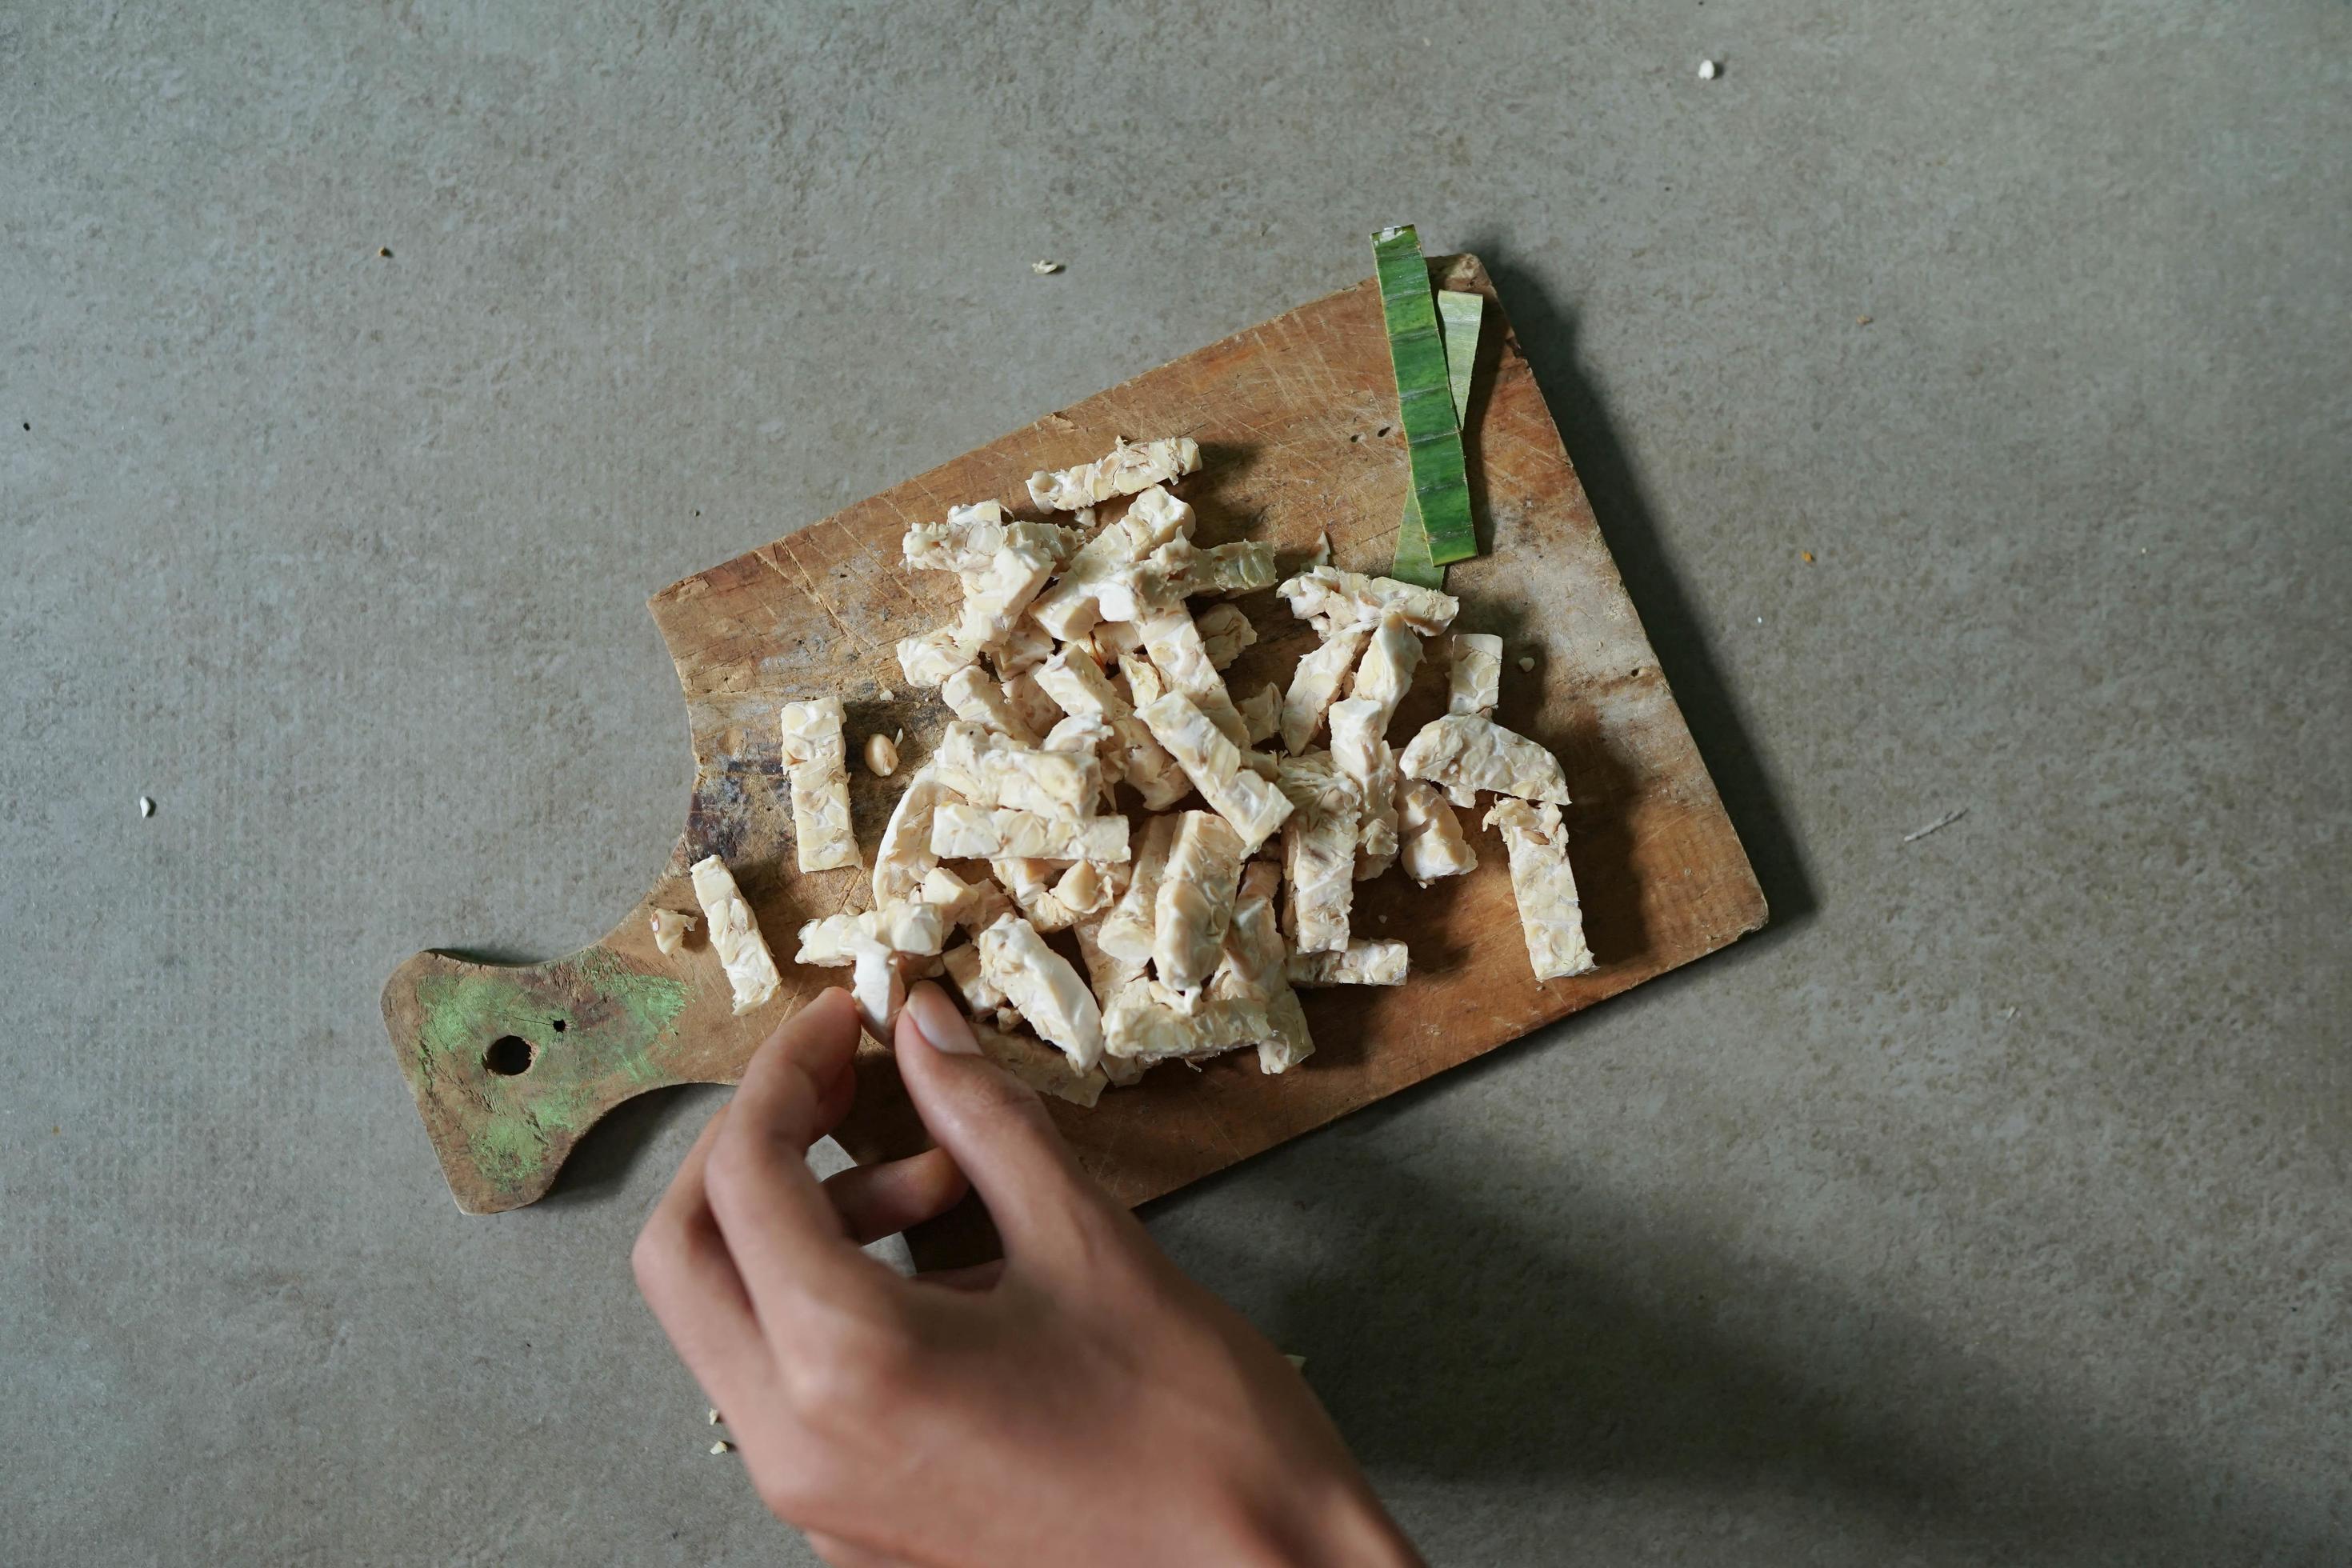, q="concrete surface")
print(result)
[6,2,2346,1562]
